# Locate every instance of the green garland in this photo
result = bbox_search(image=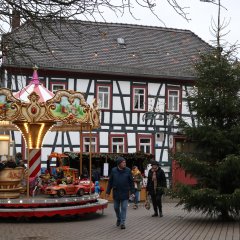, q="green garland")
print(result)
[64,151,154,169]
